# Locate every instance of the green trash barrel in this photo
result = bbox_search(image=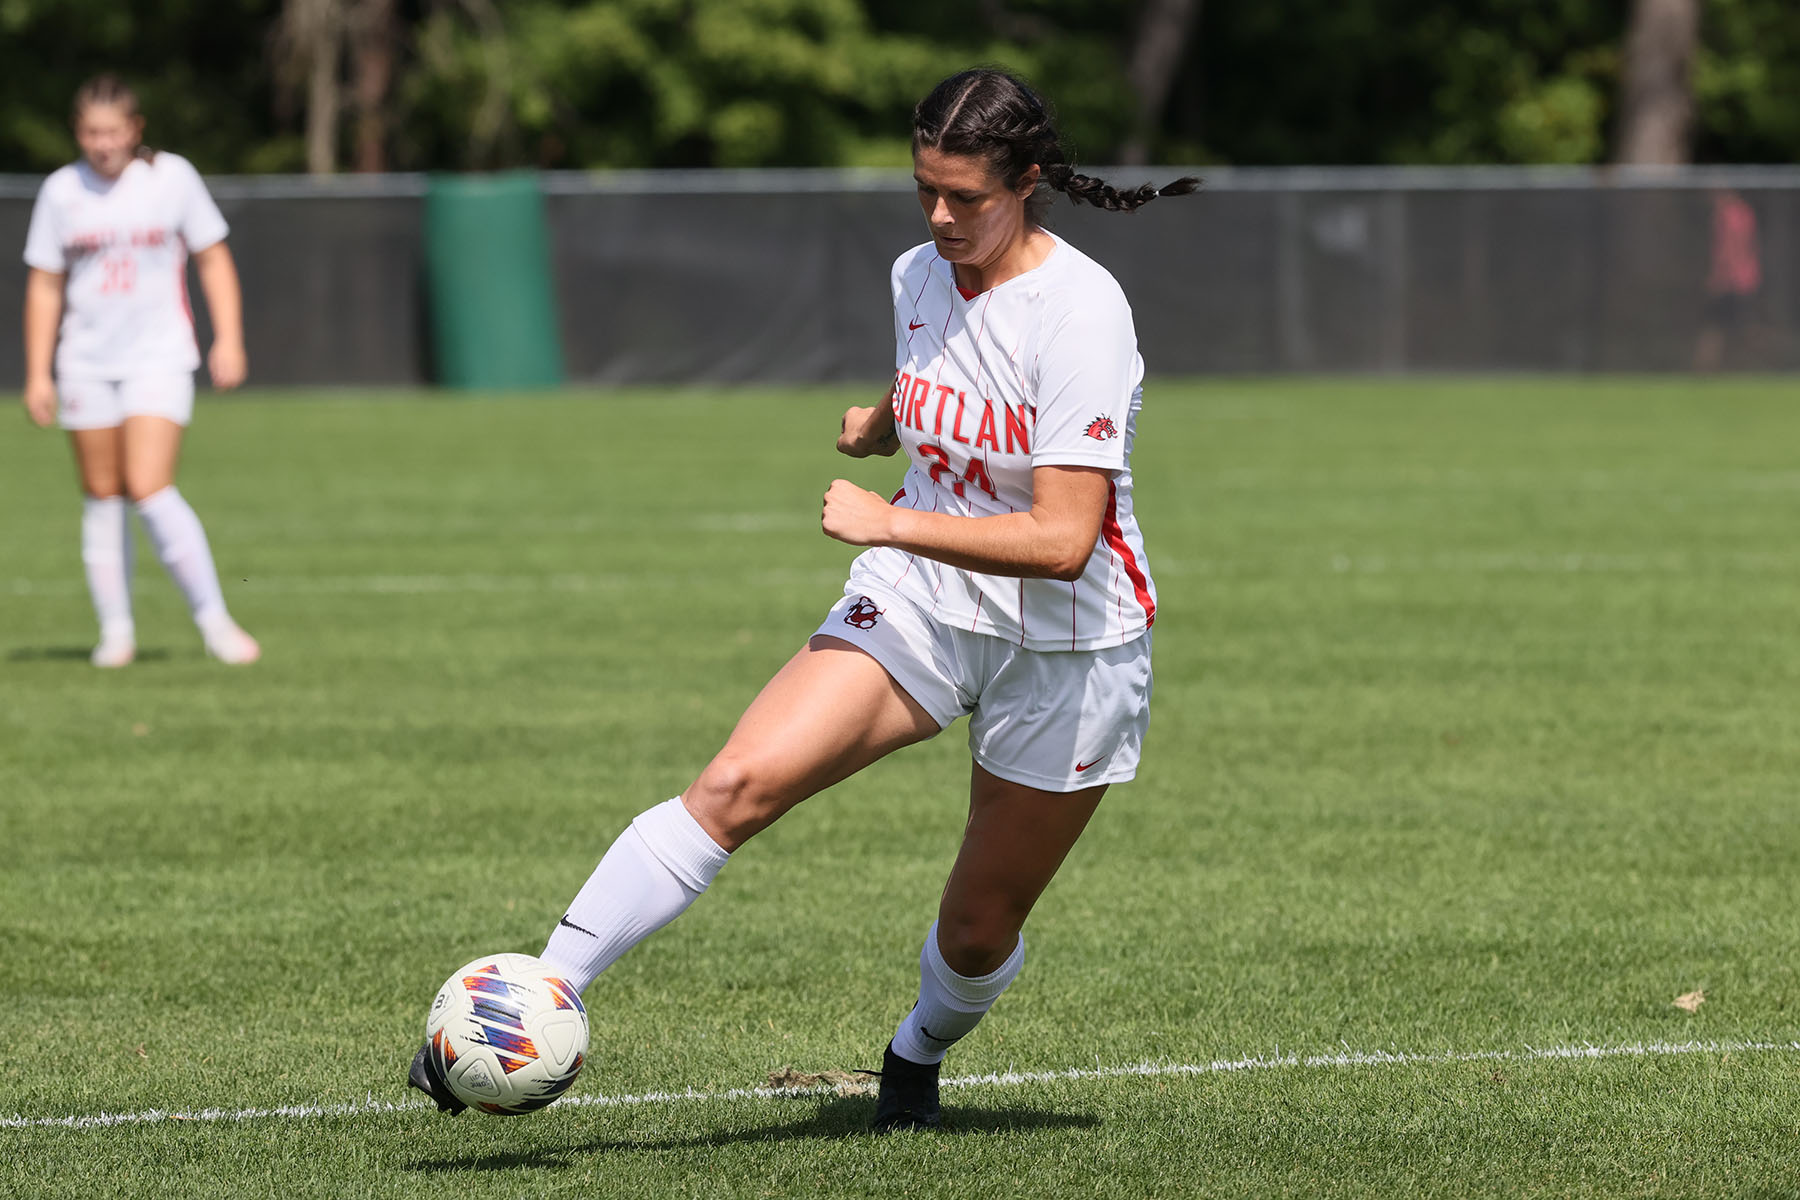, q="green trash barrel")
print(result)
[423,172,566,389]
